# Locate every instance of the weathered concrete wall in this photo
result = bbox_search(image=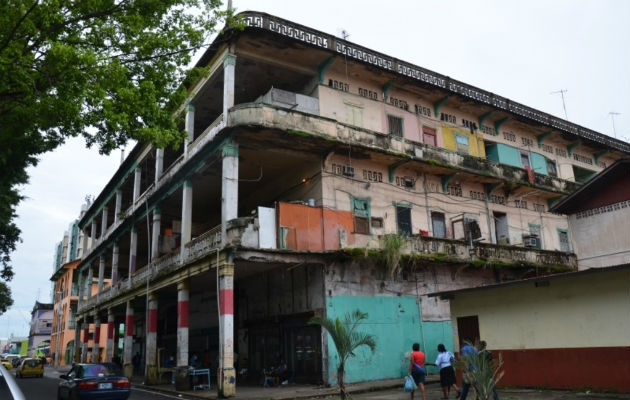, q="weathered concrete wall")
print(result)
[325,295,421,383]
[239,264,325,321]
[322,259,510,383]
[568,207,630,269]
